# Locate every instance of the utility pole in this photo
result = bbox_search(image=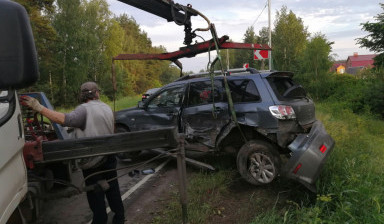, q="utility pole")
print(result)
[226,49,229,70]
[268,0,273,70]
